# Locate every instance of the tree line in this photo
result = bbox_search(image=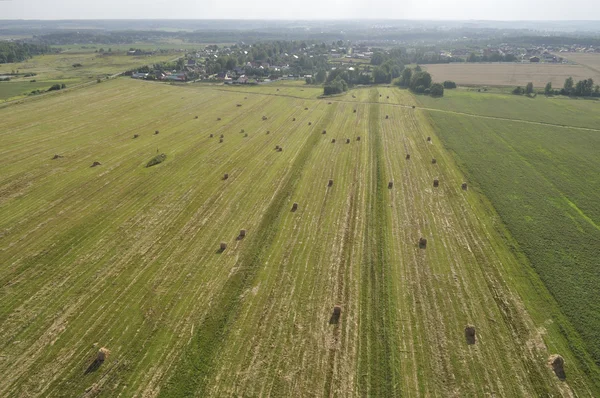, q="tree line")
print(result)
[513,78,600,97]
[0,42,53,64]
